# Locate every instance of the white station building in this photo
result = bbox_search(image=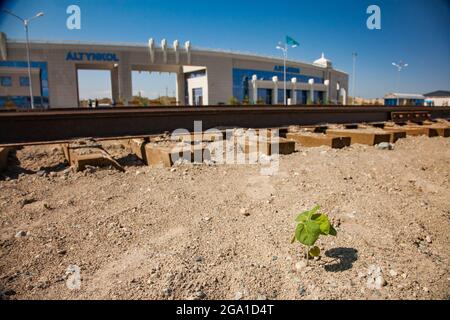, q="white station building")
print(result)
[0,32,349,108]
